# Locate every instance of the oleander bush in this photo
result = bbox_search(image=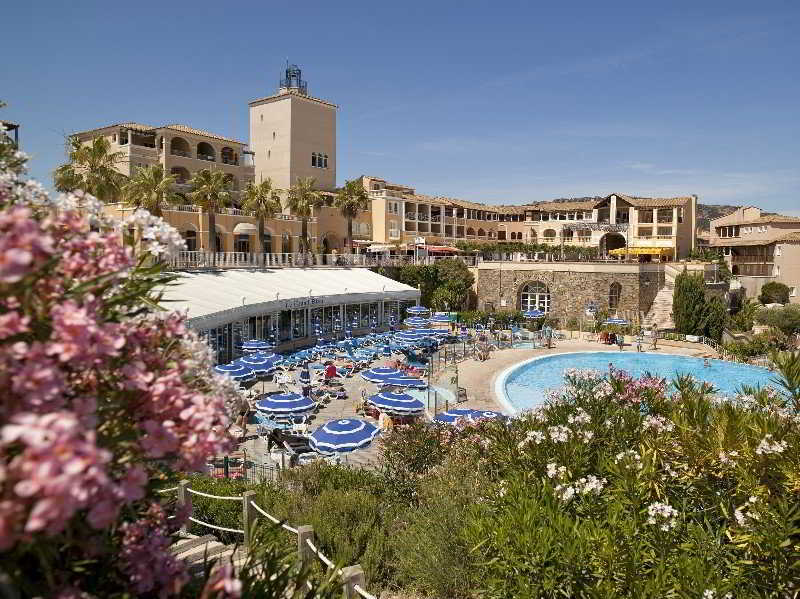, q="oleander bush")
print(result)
[194,356,800,598]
